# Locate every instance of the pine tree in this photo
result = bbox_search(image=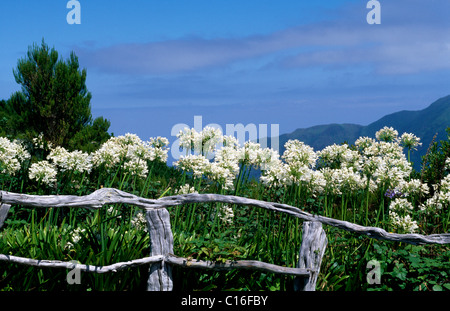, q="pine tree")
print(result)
[8,39,110,150]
